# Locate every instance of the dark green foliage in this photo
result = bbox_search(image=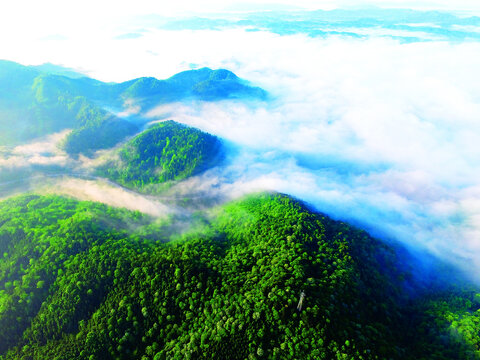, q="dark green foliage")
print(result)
[0,194,150,356]
[64,119,137,156]
[404,288,480,360]
[0,193,478,359]
[97,121,223,190]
